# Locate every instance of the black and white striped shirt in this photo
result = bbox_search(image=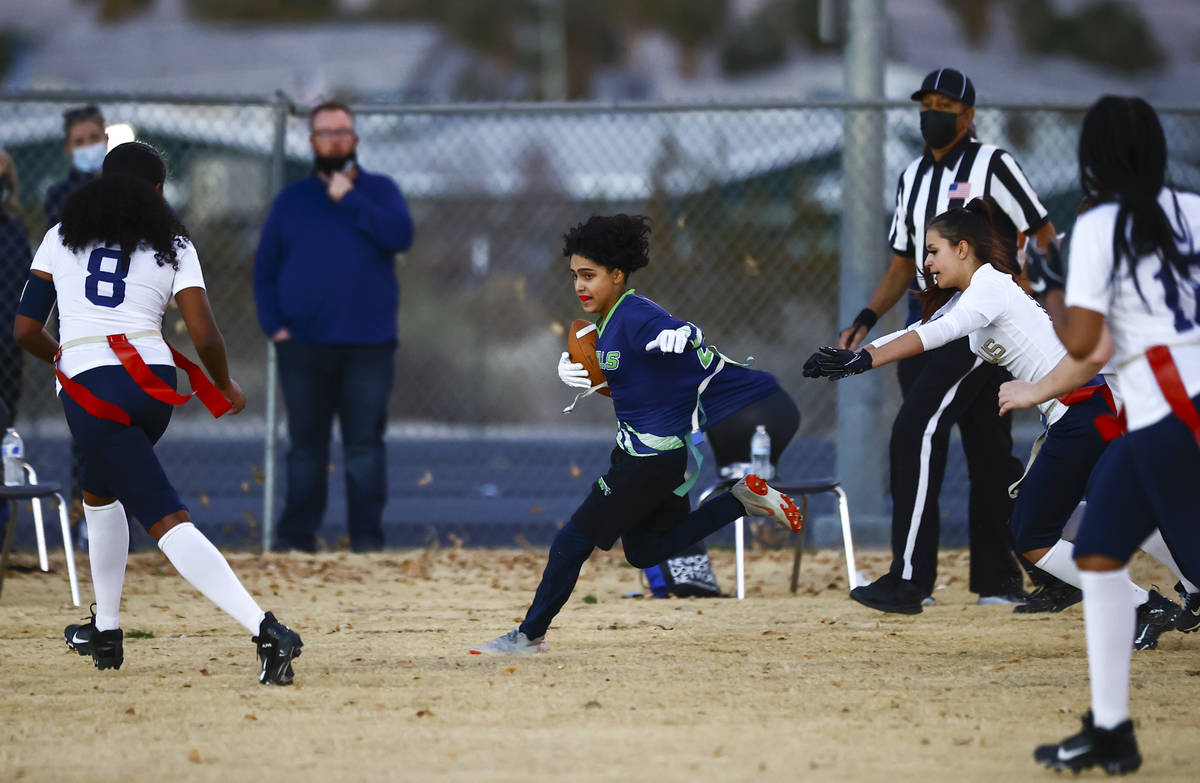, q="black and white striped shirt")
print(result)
[887,136,1049,299]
